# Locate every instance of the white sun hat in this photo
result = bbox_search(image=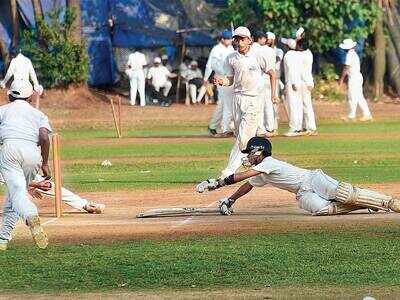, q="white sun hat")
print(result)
[154,57,161,63]
[266,32,276,40]
[233,26,251,39]
[281,38,297,50]
[339,38,357,50]
[7,80,33,99]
